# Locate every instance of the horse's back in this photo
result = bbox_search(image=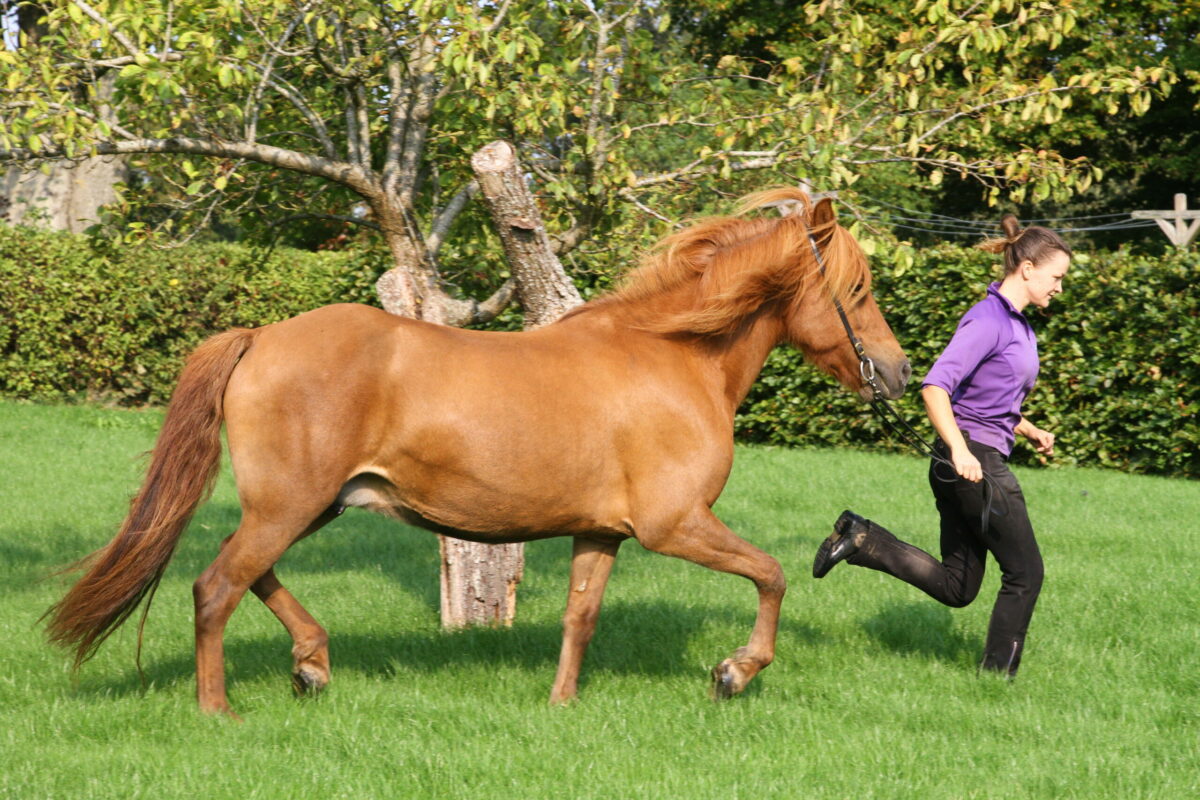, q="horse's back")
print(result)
[219,302,730,539]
